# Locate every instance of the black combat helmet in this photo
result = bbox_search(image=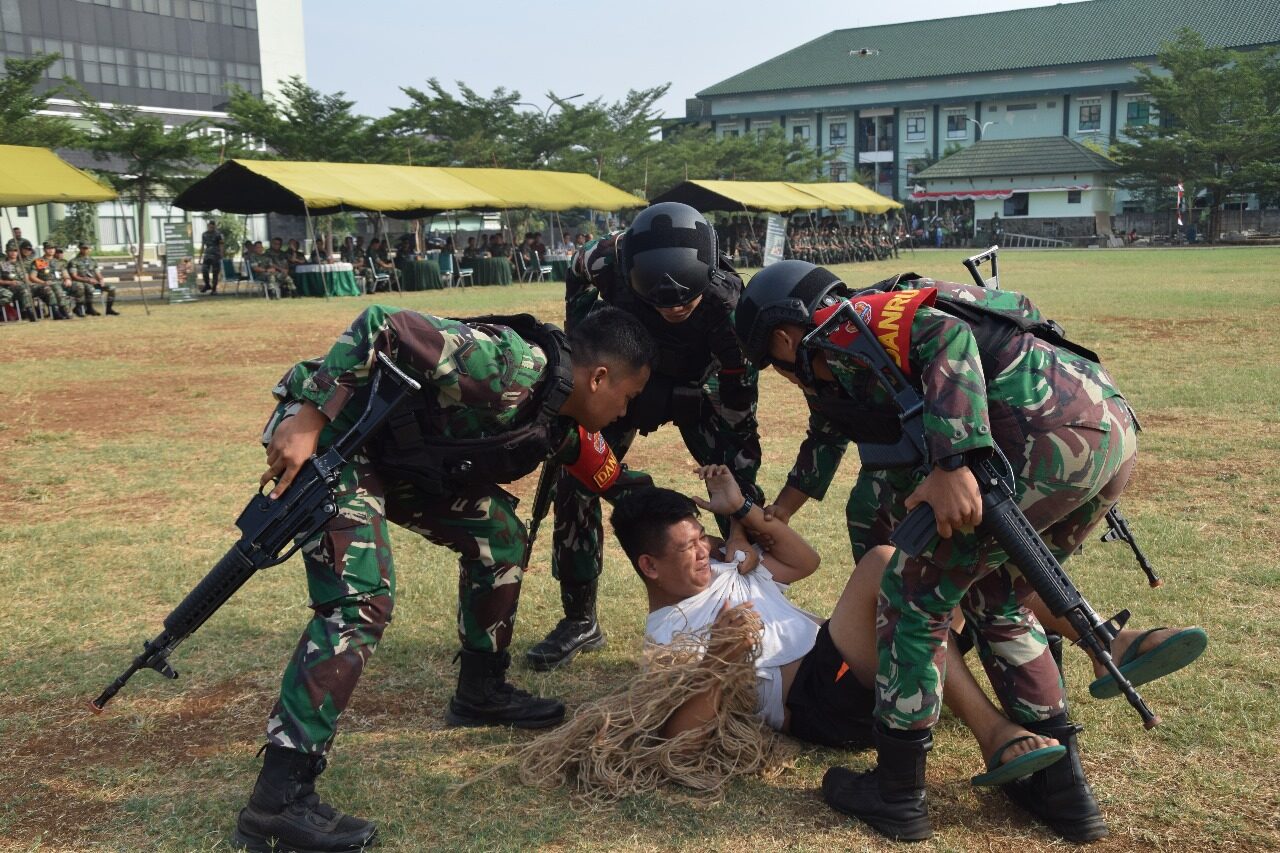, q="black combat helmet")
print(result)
[622,202,719,308]
[735,260,847,367]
